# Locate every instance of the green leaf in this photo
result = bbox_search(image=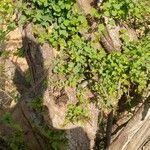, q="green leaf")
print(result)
[98,24,105,32]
